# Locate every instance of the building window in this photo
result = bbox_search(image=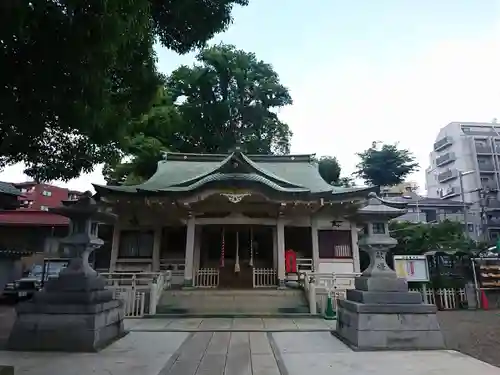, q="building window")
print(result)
[318,230,352,258]
[40,205,49,211]
[372,223,386,234]
[42,190,52,197]
[118,230,154,258]
[490,231,500,241]
[476,140,487,147]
